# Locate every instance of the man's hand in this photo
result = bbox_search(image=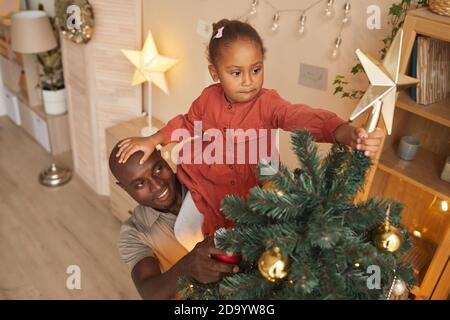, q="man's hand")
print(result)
[182,237,239,284]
